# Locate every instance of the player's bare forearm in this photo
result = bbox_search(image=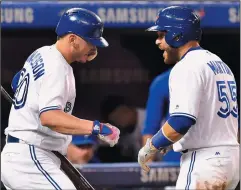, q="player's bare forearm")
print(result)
[40,110,93,135]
